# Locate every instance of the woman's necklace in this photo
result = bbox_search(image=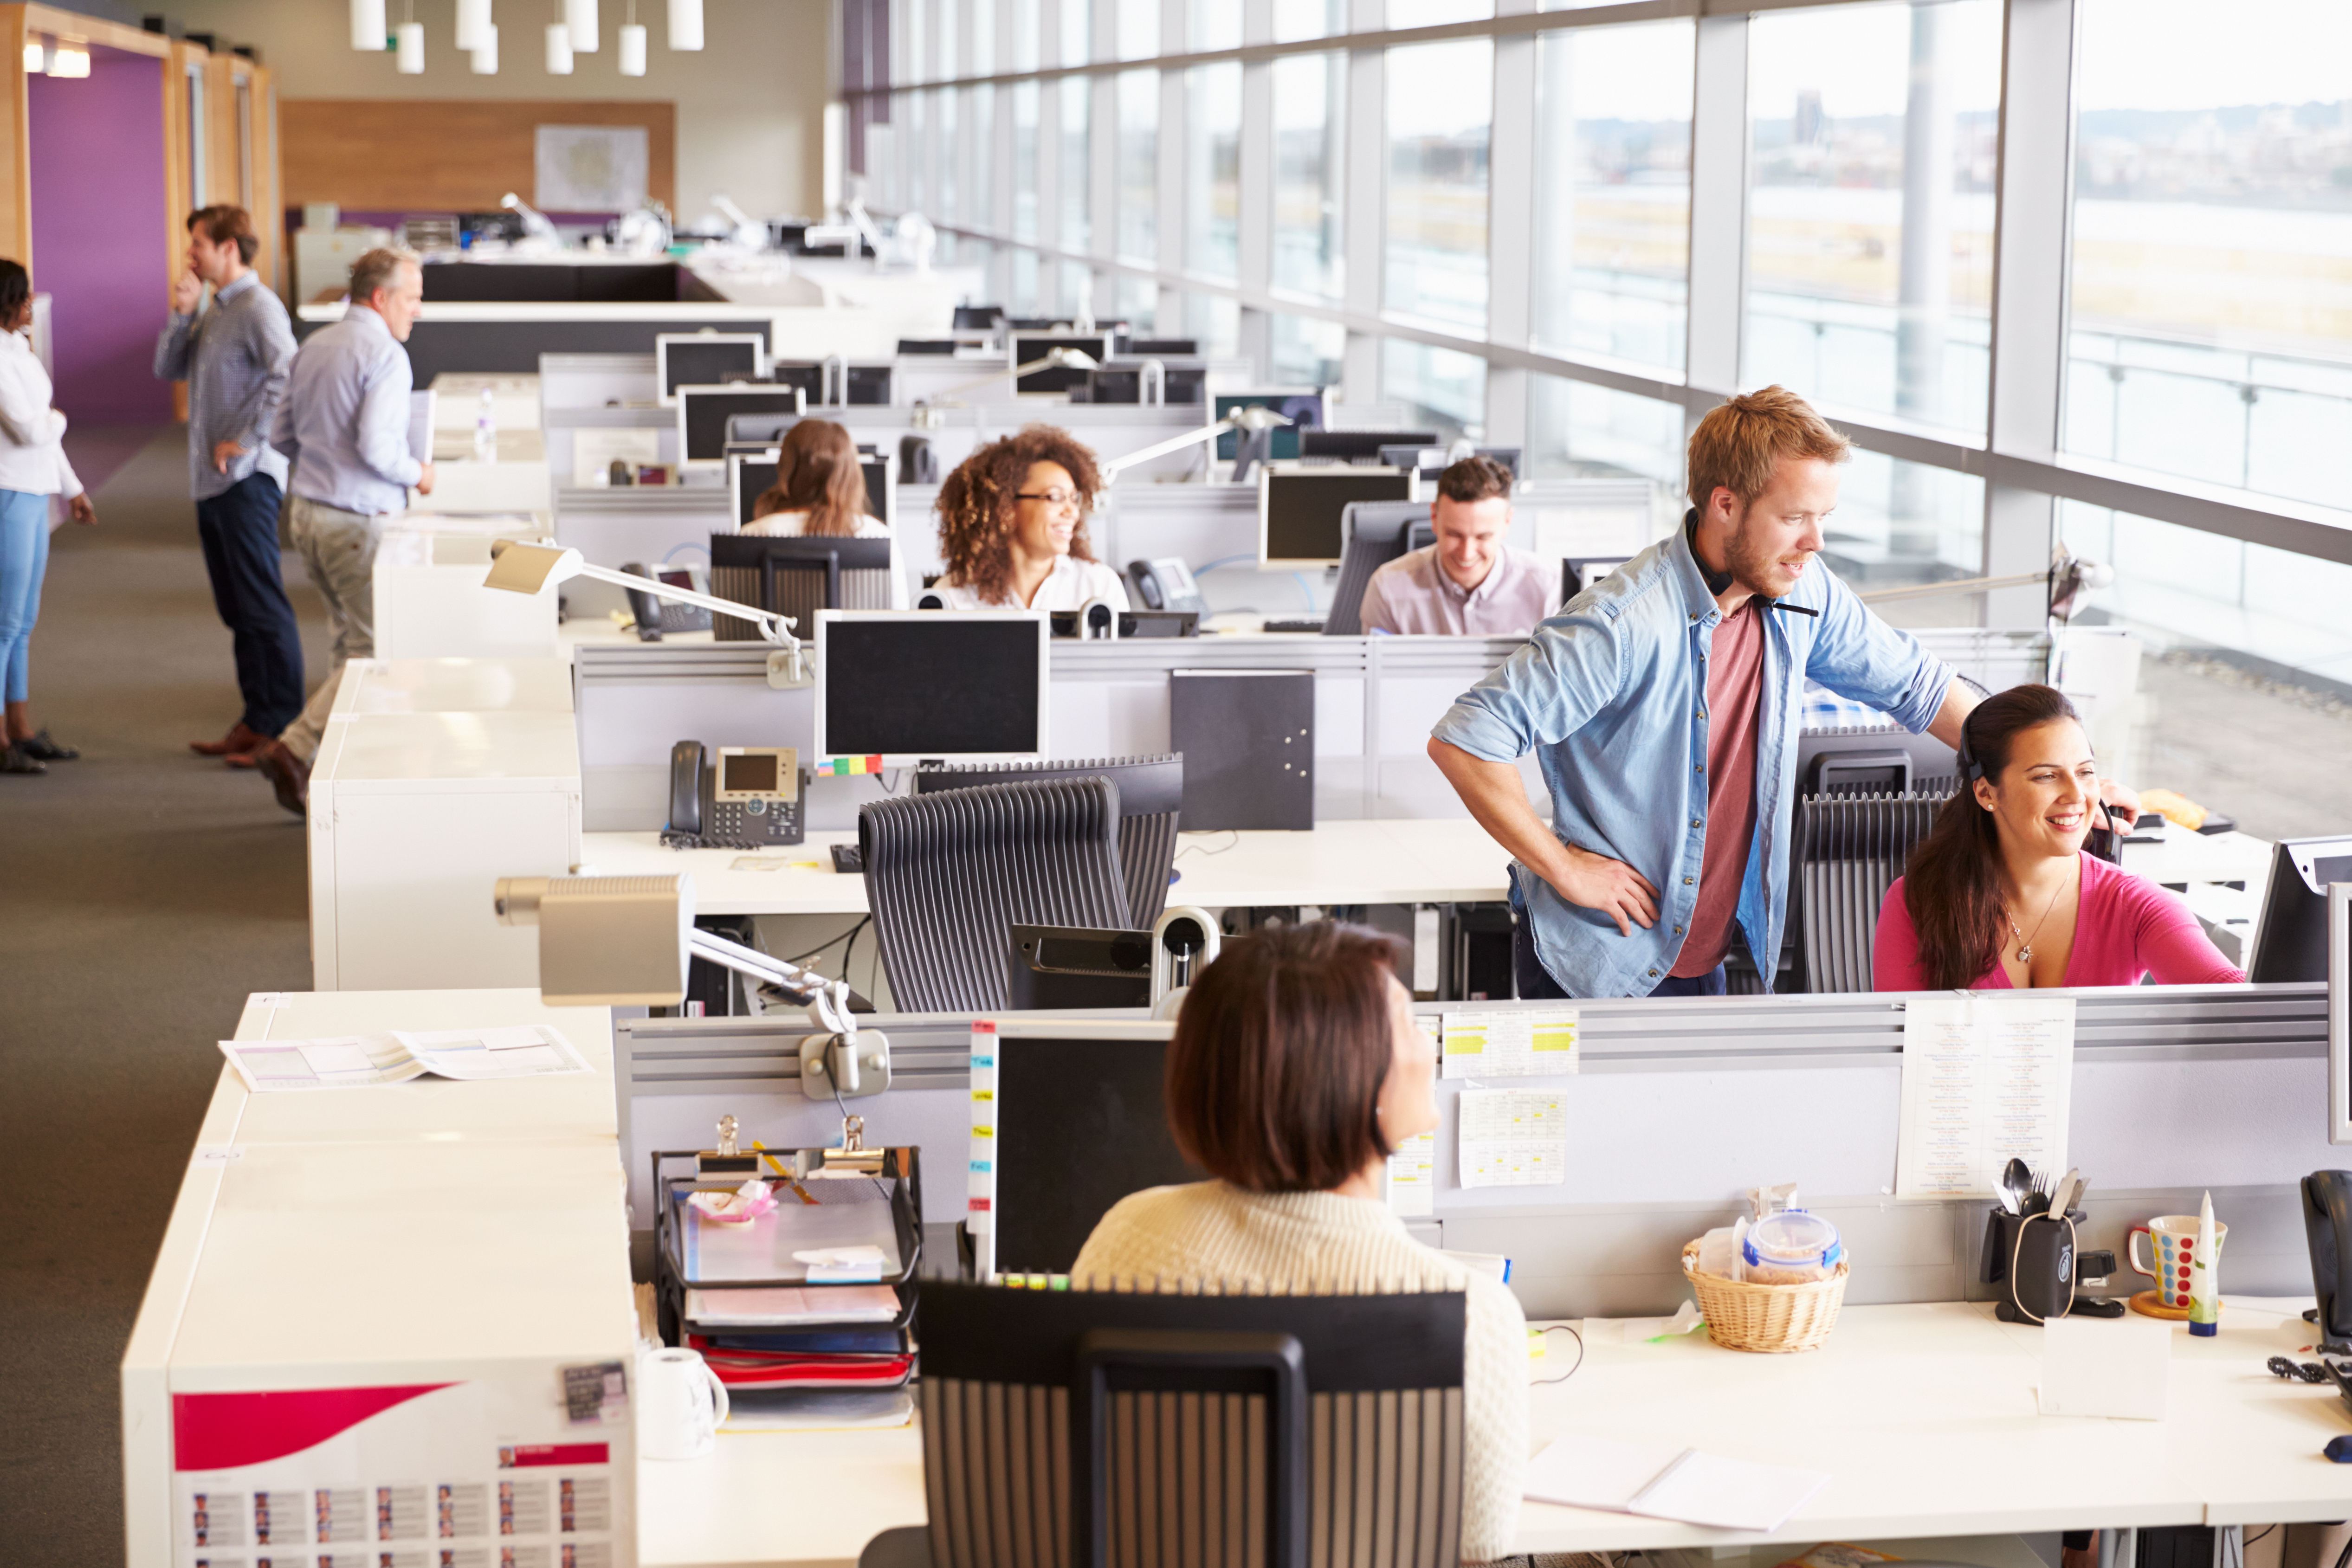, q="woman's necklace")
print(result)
[2006,858,2078,964]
